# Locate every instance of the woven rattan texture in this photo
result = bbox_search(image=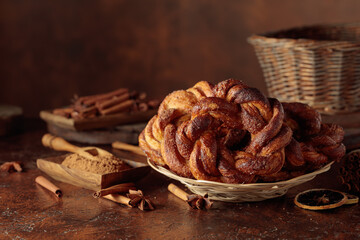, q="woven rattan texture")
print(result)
[148,159,334,202]
[248,23,360,114]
